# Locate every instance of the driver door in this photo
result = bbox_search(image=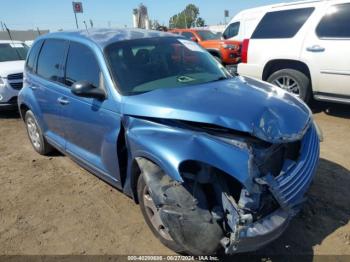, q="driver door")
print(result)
[59,41,123,185]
